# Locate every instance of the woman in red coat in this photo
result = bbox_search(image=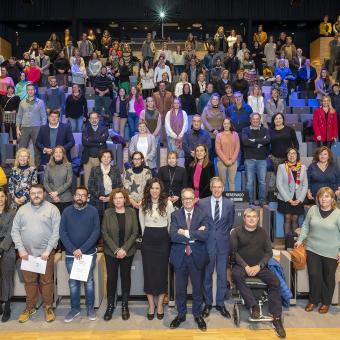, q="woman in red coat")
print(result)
[312,95,338,148]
